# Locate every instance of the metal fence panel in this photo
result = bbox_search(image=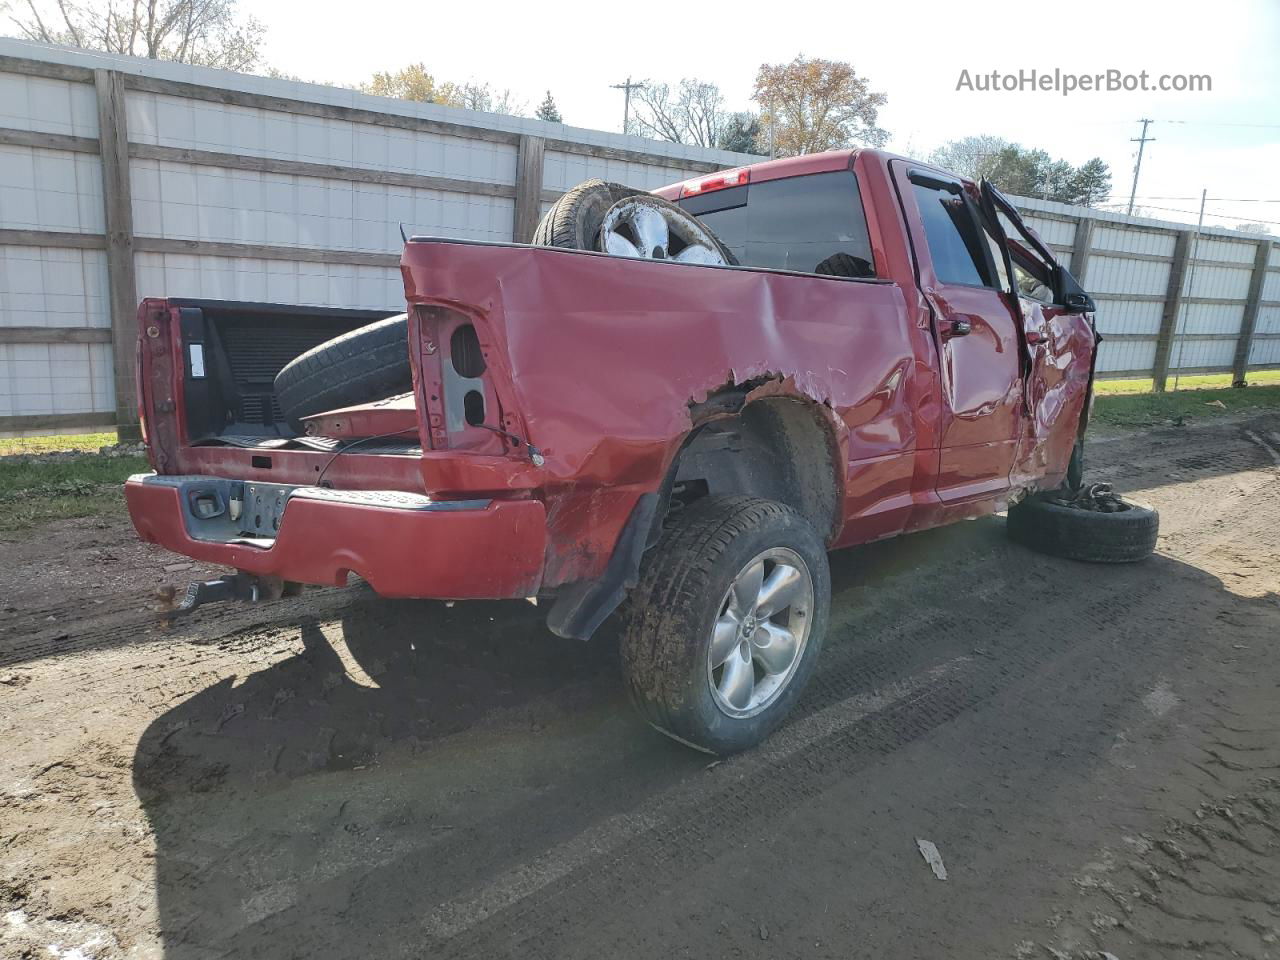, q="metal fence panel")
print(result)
[1,37,1277,435]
